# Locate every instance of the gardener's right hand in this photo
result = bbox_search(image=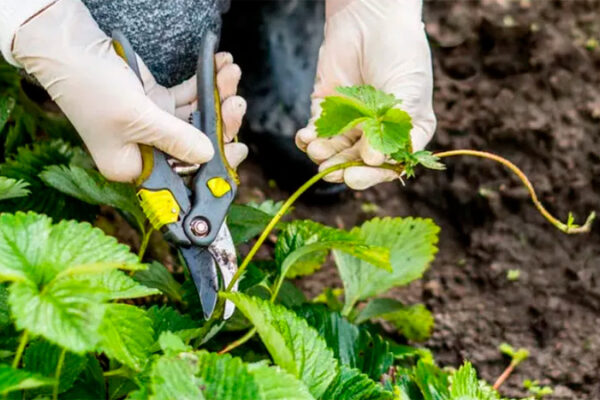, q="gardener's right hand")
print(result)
[8,0,247,182]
